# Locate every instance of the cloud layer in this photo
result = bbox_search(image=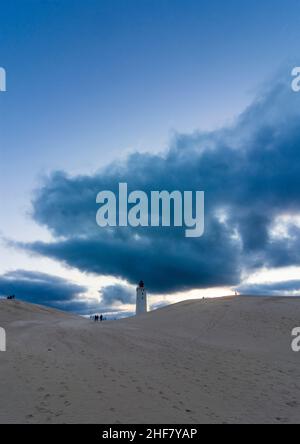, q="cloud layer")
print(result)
[0,270,135,316]
[0,270,91,312]
[238,280,300,296]
[15,70,300,294]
